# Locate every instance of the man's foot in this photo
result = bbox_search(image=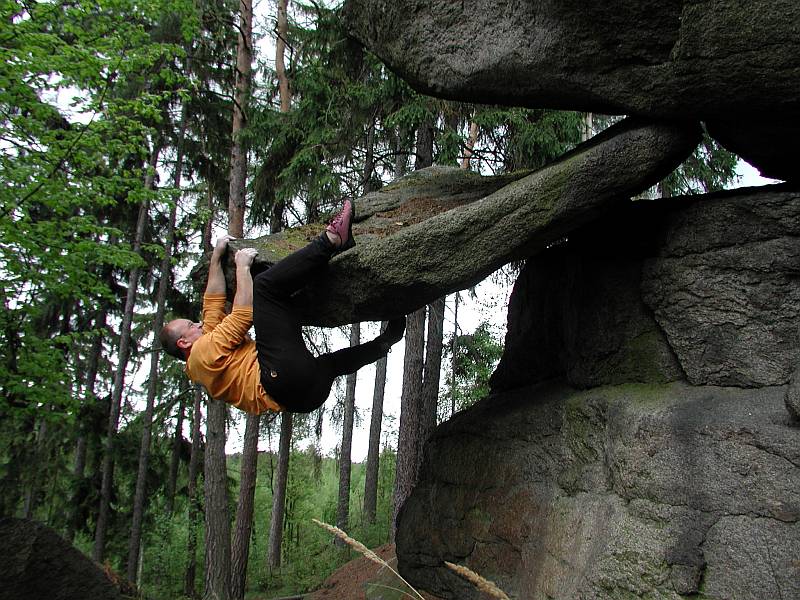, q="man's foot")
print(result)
[382,317,406,345]
[325,200,355,251]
